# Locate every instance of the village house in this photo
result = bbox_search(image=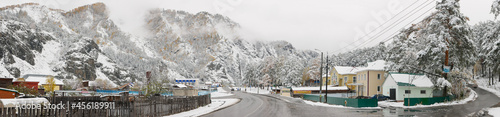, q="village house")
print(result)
[332,60,388,97]
[332,66,360,90]
[382,72,434,101]
[354,60,387,97]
